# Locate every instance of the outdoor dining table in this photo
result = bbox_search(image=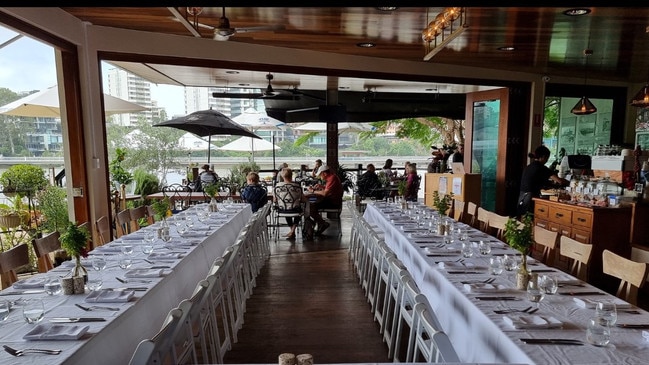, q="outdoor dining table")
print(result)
[363,201,649,365]
[0,203,252,365]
